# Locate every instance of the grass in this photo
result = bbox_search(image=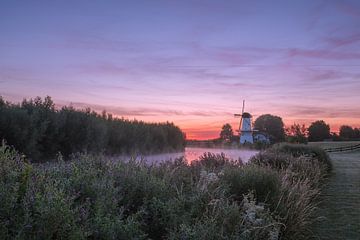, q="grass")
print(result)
[311,150,360,240]
[309,141,360,149]
[0,143,331,239]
